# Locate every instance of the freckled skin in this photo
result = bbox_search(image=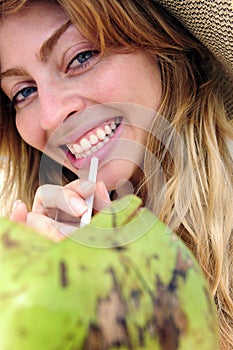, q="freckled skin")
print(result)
[0,1,162,192]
